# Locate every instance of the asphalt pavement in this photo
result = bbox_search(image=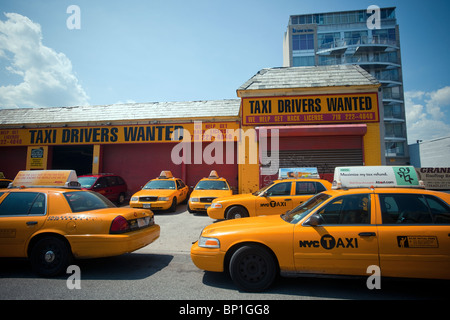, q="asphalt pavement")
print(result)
[0,204,448,303]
